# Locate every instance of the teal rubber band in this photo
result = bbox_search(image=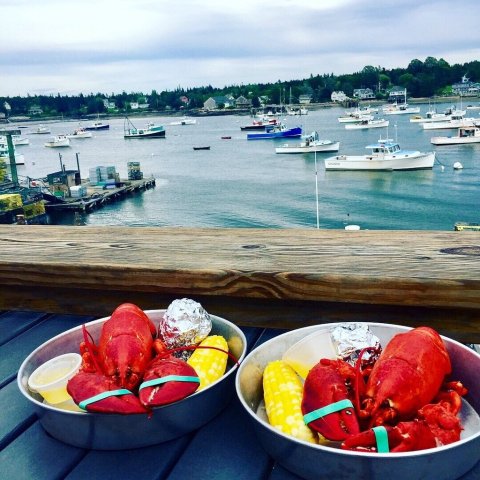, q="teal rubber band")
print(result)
[303,399,354,425]
[79,388,132,410]
[373,426,390,453]
[138,375,200,391]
